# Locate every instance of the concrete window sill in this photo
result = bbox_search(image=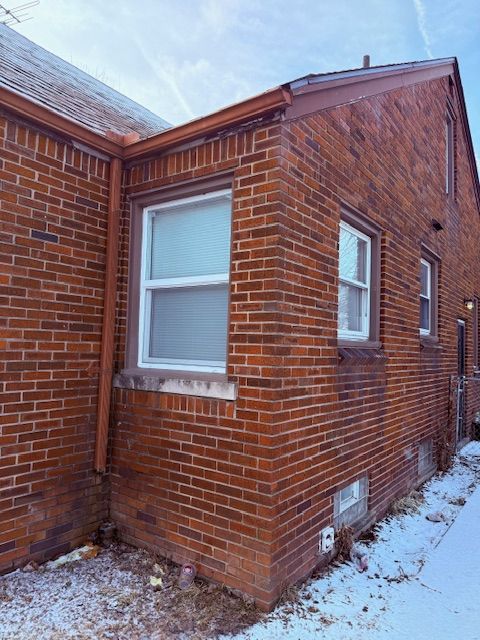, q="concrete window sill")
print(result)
[420,336,441,350]
[338,344,386,365]
[113,372,237,401]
